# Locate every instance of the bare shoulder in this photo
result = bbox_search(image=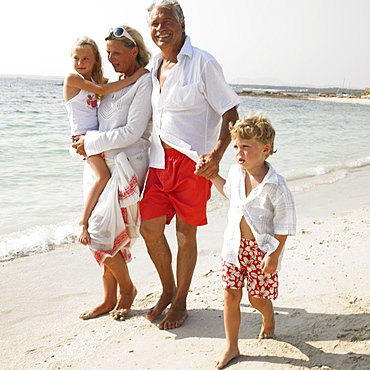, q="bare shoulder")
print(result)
[63,73,82,101]
[64,73,83,86]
